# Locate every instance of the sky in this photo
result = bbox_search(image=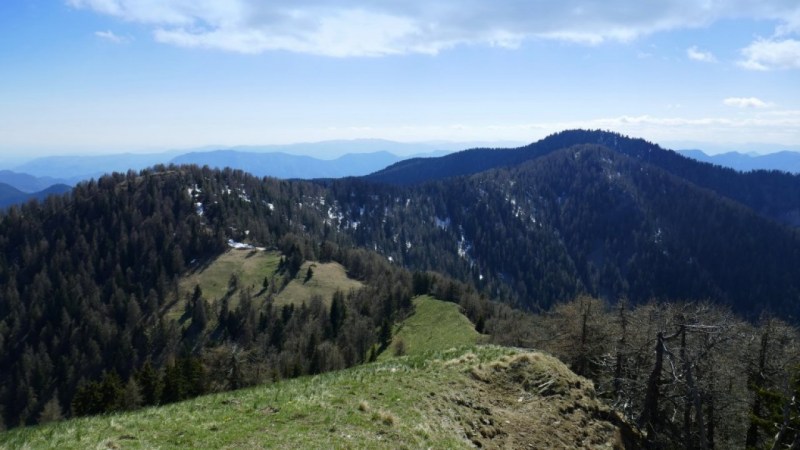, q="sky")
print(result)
[1,0,799,159]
